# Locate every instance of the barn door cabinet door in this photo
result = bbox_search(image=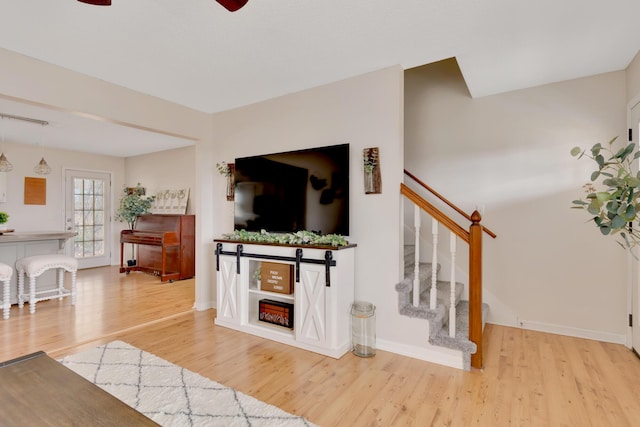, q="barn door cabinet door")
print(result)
[296,263,328,348]
[216,255,241,325]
